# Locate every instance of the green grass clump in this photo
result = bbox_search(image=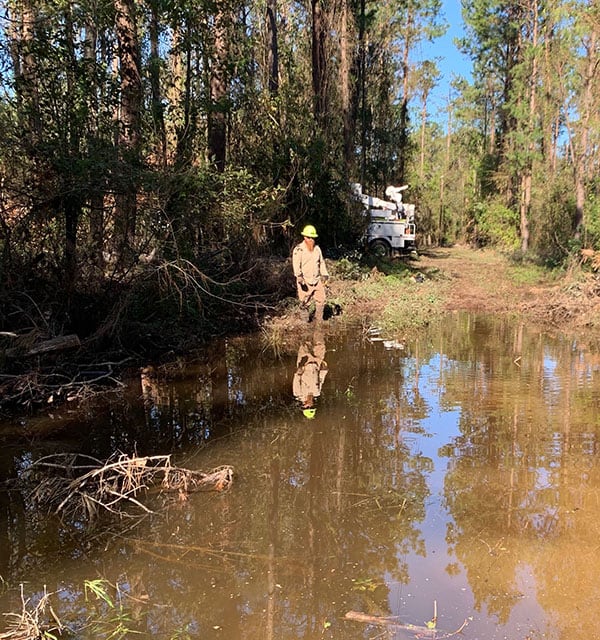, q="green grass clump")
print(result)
[380,281,443,332]
[507,263,549,286]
